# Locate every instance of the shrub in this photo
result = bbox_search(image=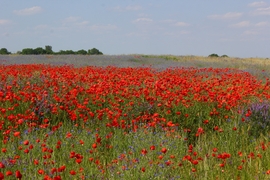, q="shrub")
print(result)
[221,55,229,58]
[208,53,219,57]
